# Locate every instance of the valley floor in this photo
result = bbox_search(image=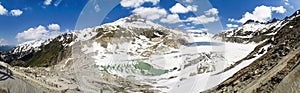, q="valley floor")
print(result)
[0,36,259,93]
